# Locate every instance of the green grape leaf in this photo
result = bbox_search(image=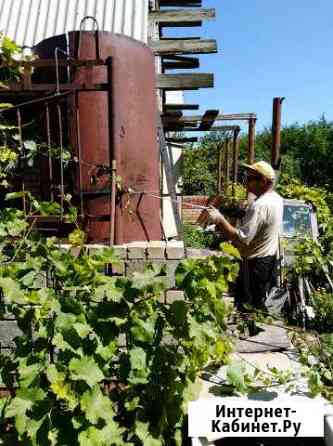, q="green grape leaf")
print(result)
[69,229,86,247]
[226,362,248,394]
[69,356,104,388]
[80,385,115,424]
[47,365,78,410]
[125,396,140,412]
[18,360,41,387]
[130,315,156,343]
[96,340,117,361]
[73,322,92,338]
[220,242,241,259]
[135,420,162,446]
[128,347,149,385]
[78,423,124,446]
[0,277,26,304]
